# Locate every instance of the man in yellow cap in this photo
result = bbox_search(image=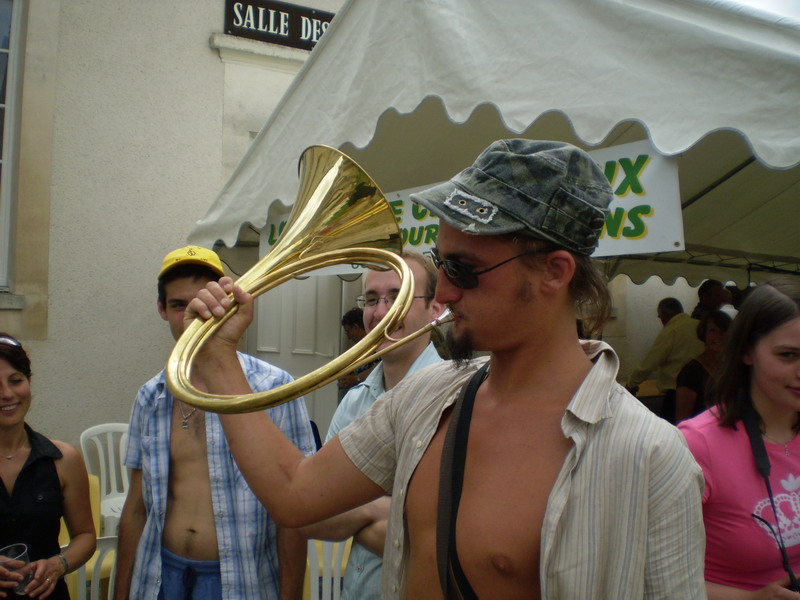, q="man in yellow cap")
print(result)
[114,246,315,600]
